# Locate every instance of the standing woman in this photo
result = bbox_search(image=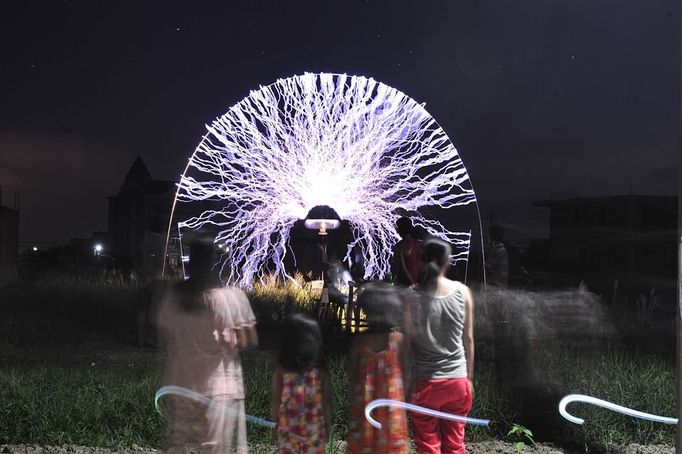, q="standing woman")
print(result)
[410,238,475,454]
[157,238,257,454]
